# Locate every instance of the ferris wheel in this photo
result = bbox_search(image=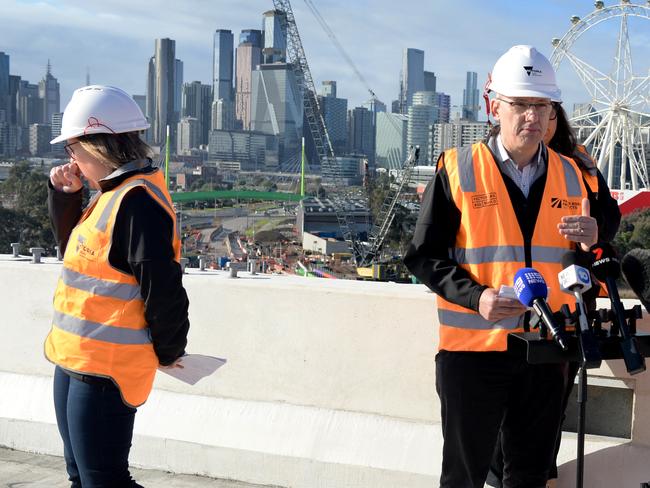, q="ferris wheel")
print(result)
[550,0,650,191]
